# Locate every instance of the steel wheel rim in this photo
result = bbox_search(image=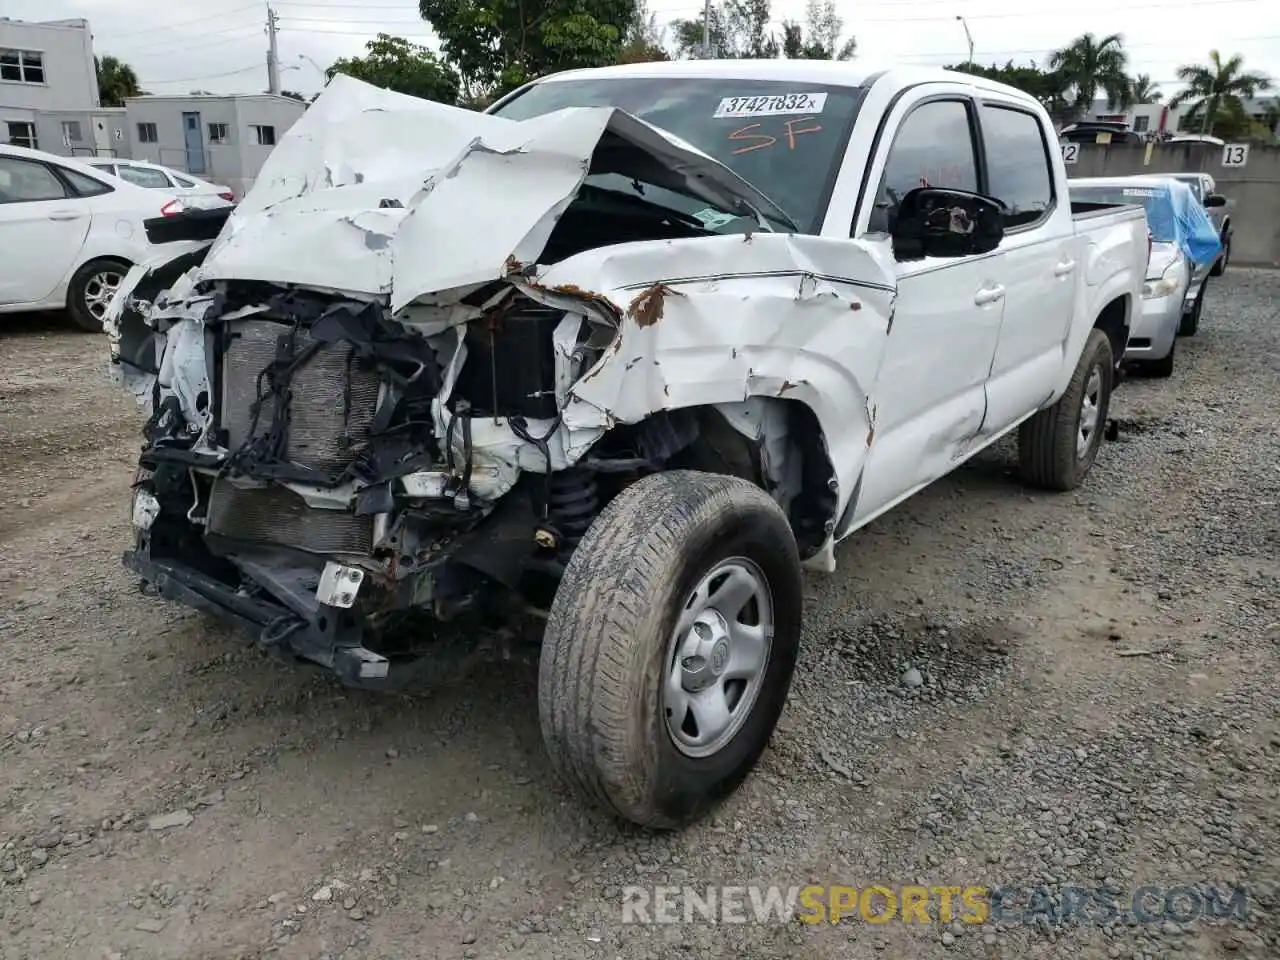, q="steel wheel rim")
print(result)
[663,557,775,759]
[1077,366,1102,460]
[83,269,124,320]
